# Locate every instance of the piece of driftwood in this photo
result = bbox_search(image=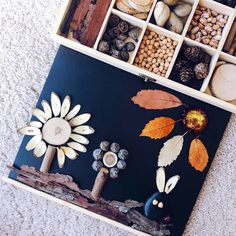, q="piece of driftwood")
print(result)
[8,165,171,235]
